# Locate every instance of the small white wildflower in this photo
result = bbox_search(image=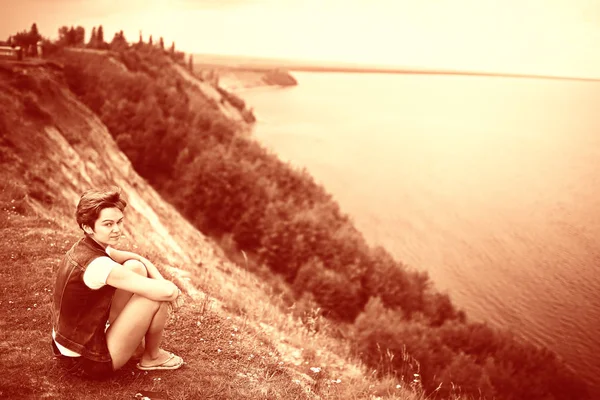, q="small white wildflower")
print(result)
[217,349,222,353]
[27,308,31,311]
[196,321,201,326]
[310,367,321,373]
[293,379,301,385]
[33,304,37,307]
[227,317,231,320]
[231,333,235,337]
[396,384,401,389]
[414,373,420,377]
